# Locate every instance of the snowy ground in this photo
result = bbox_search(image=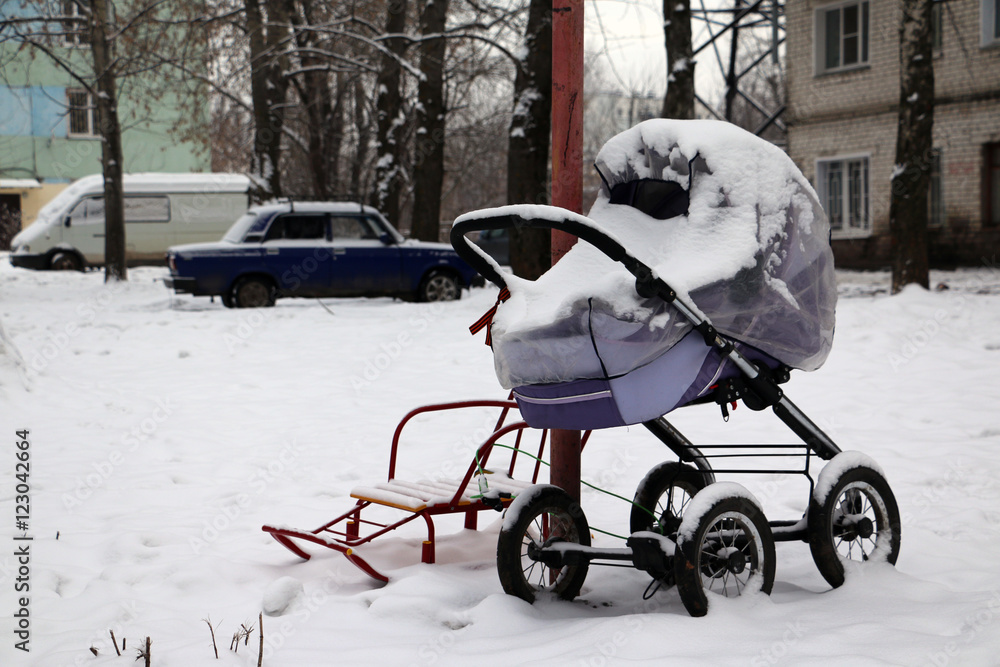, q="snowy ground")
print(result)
[2,257,1000,667]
